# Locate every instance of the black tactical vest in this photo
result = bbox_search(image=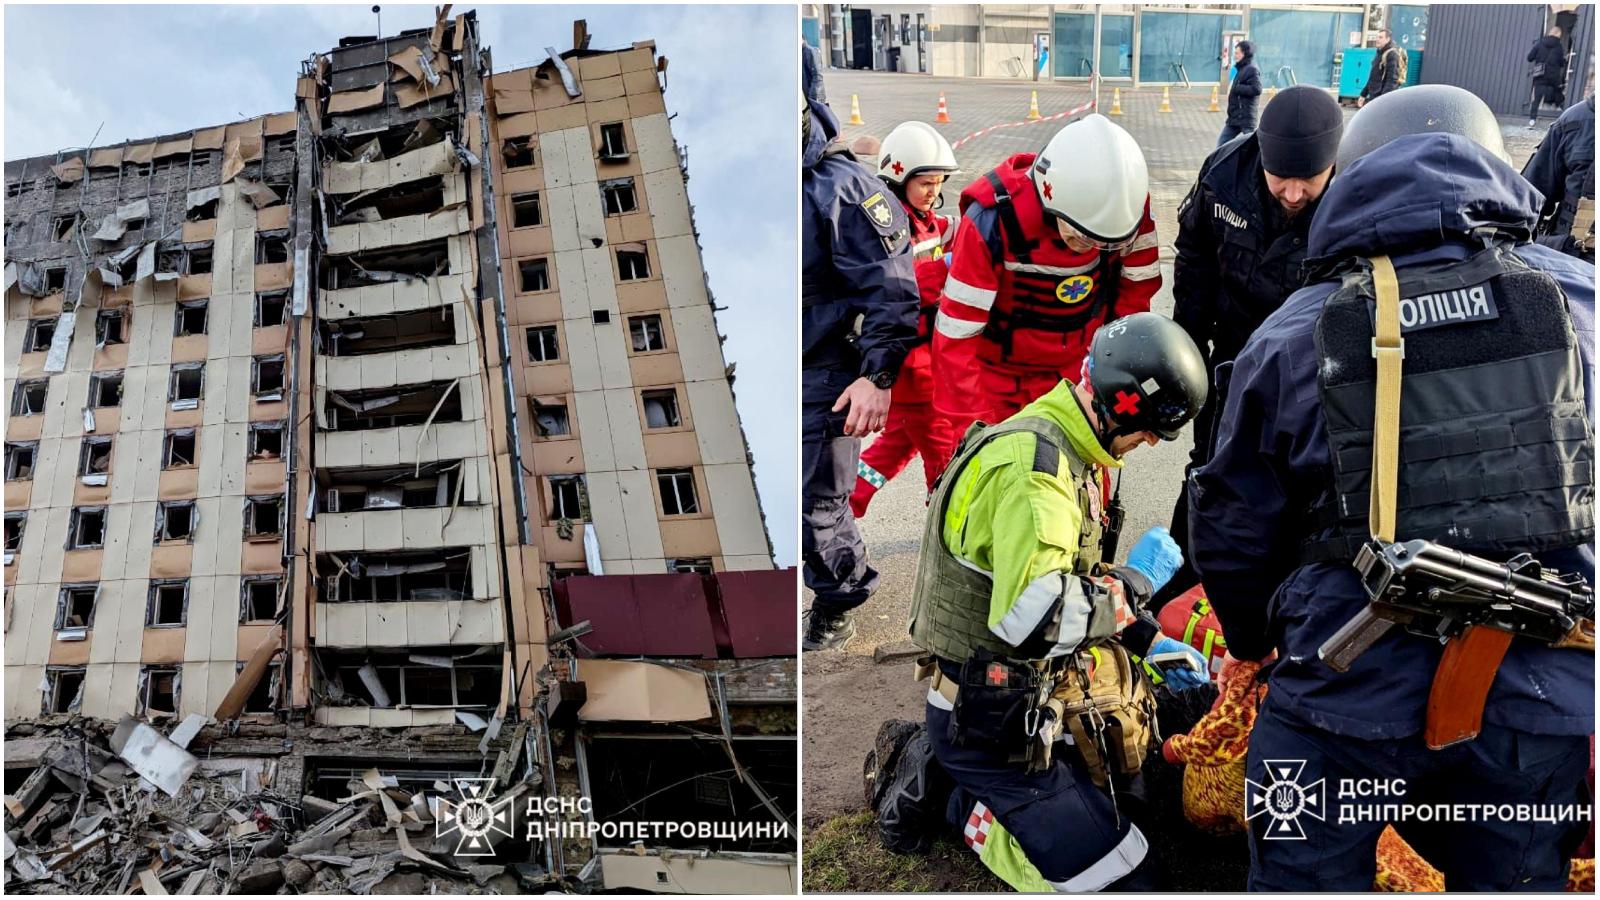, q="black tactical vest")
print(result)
[1302,243,1594,563]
